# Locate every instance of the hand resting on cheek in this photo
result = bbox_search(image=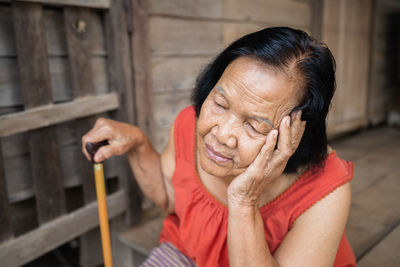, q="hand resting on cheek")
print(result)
[227,110,306,208]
